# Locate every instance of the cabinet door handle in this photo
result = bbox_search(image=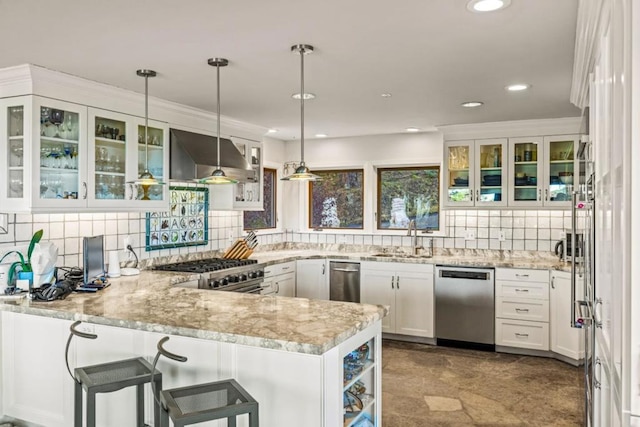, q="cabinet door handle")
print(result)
[276,282,280,293]
[515,308,530,313]
[515,333,529,338]
[396,276,400,289]
[545,188,549,201]
[82,182,87,199]
[476,189,479,202]
[551,277,555,289]
[391,276,394,289]
[538,189,542,201]
[470,190,473,202]
[321,263,325,275]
